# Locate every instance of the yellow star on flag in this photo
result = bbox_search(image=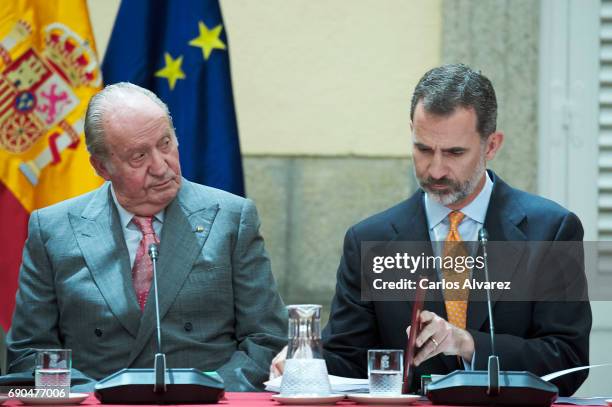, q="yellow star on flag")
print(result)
[155,53,186,90]
[188,21,226,60]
